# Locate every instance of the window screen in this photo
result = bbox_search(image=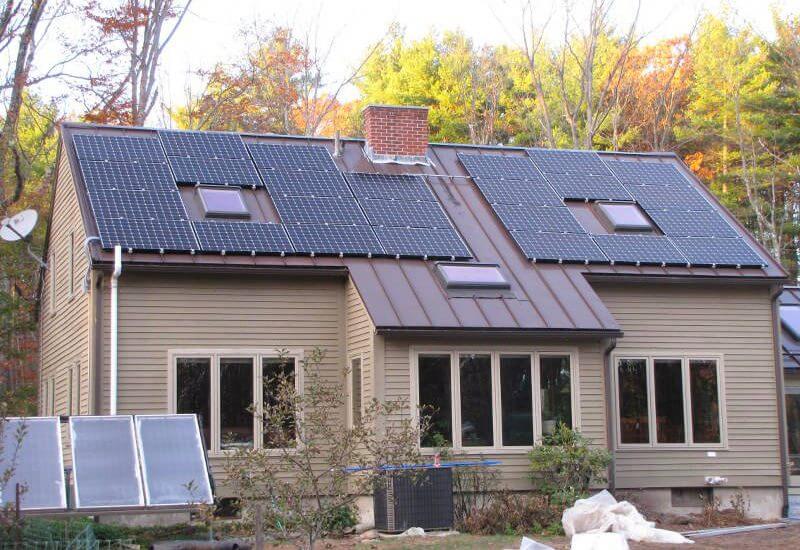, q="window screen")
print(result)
[598,202,653,232]
[219,357,254,450]
[690,359,721,444]
[262,357,296,448]
[198,187,250,218]
[437,263,510,289]
[500,355,533,446]
[176,358,211,448]
[618,358,649,443]
[350,357,362,427]
[540,355,572,433]
[459,354,493,447]
[654,359,685,443]
[418,354,452,447]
